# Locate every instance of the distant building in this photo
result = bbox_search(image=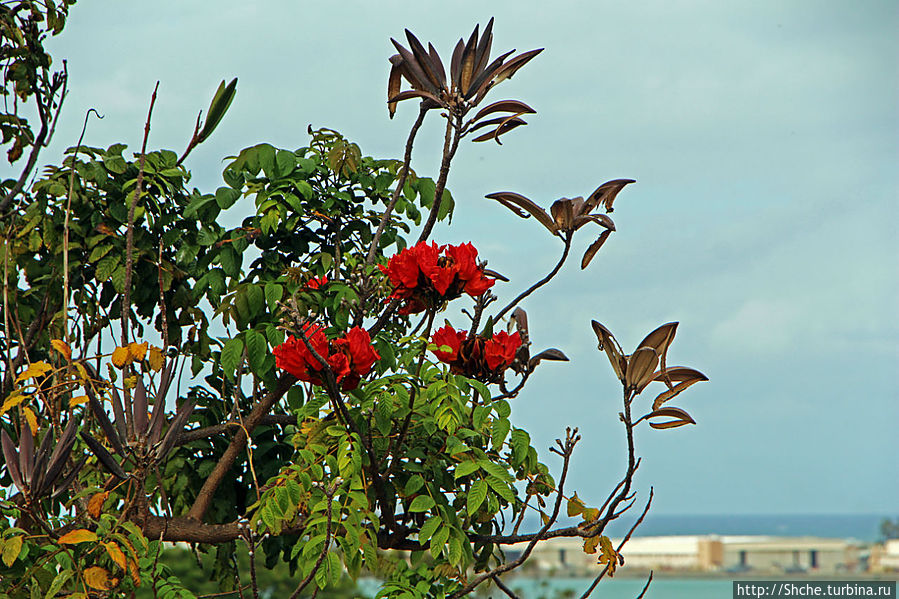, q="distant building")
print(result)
[720,536,861,574]
[520,535,862,575]
[870,539,899,572]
